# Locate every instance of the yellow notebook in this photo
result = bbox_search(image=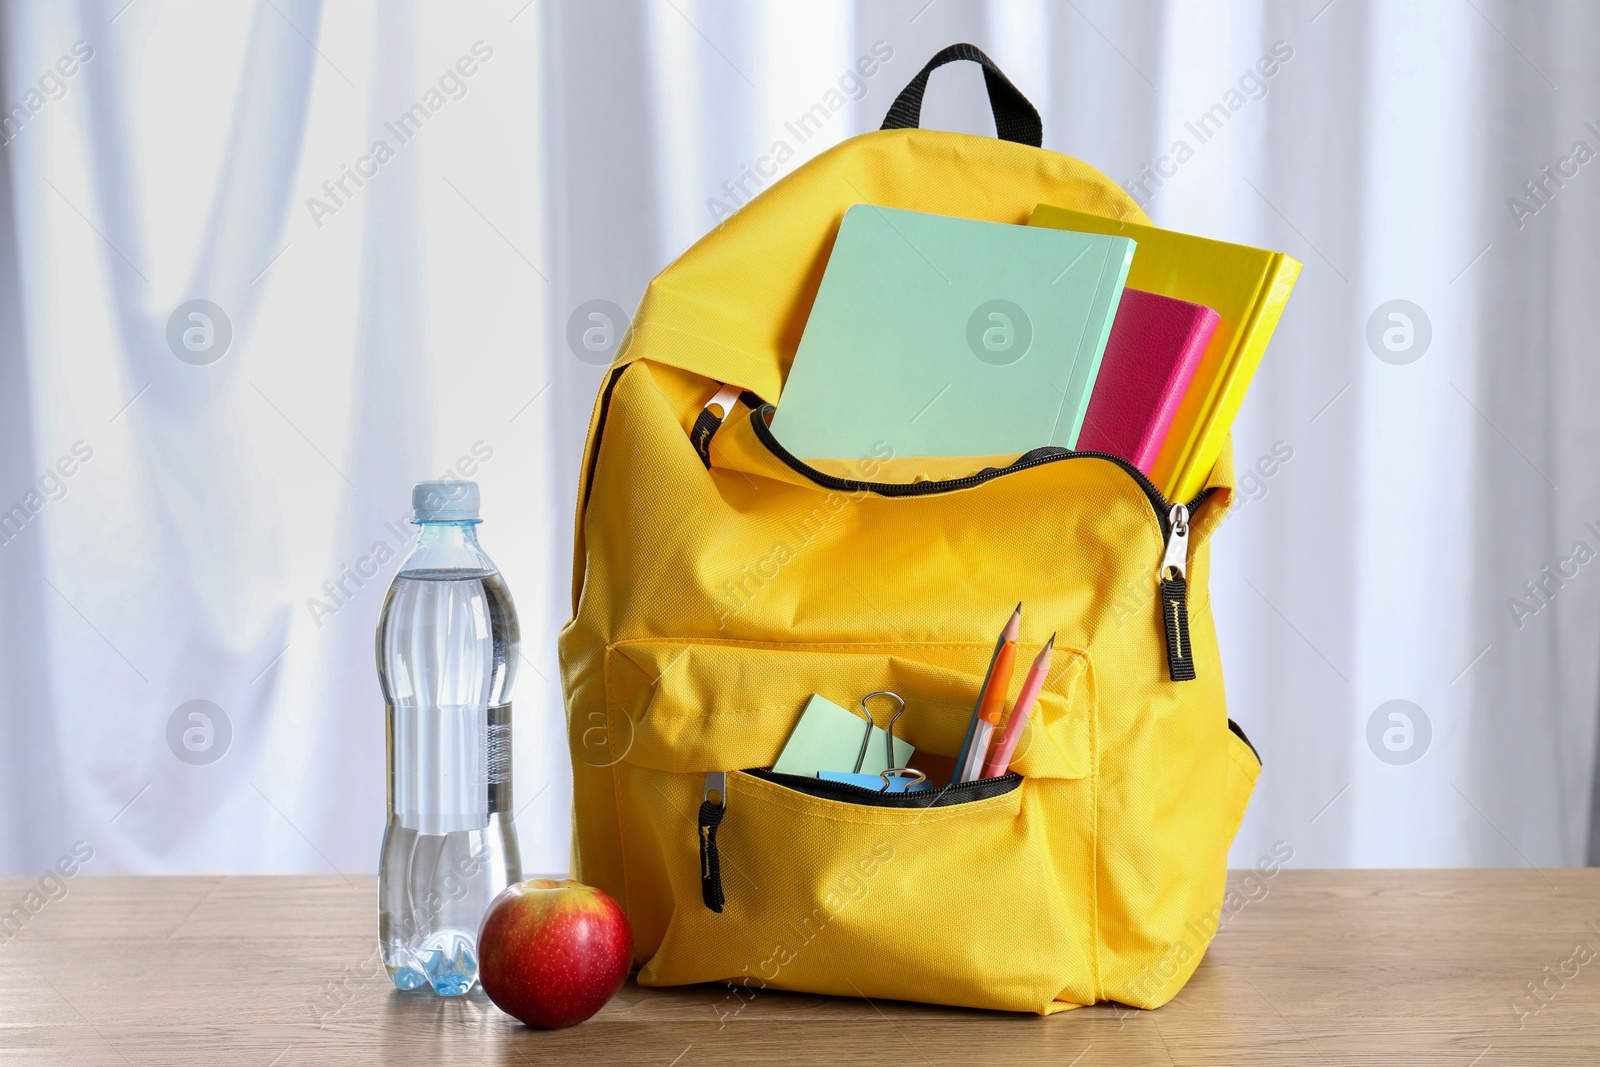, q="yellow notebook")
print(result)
[1030,204,1300,503]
